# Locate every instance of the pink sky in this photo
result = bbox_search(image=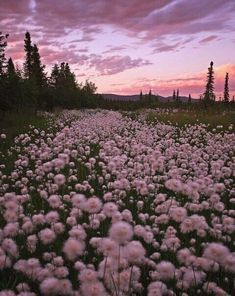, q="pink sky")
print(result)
[1,0,235,98]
